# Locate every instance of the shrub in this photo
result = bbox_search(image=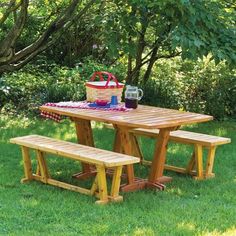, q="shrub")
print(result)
[75,56,126,83]
[0,65,85,115]
[0,58,126,115]
[1,57,235,120]
[141,58,236,120]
